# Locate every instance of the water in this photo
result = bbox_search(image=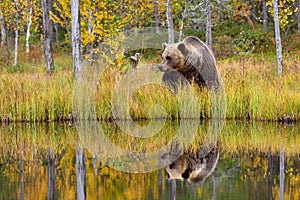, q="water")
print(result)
[0,121,299,200]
